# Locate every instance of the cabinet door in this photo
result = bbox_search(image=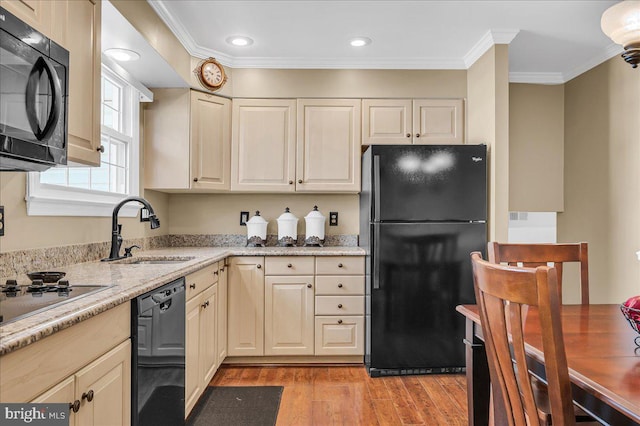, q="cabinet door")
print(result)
[31,375,76,425]
[1,0,52,37]
[217,262,228,363]
[264,276,315,356]
[296,99,361,192]
[199,284,218,386]
[228,257,265,356]
[231,99,296,192]
[75,340,131,426]
[66,0,102,166]
[315,316,364,355]
[185,294,202,415]
[362,99,412,145]
[413,99,464,144]
[190,91,231,190]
